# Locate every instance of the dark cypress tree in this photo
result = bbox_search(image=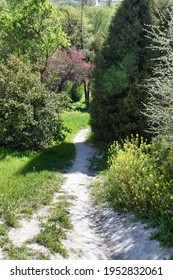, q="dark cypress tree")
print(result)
[90,0,159,142]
